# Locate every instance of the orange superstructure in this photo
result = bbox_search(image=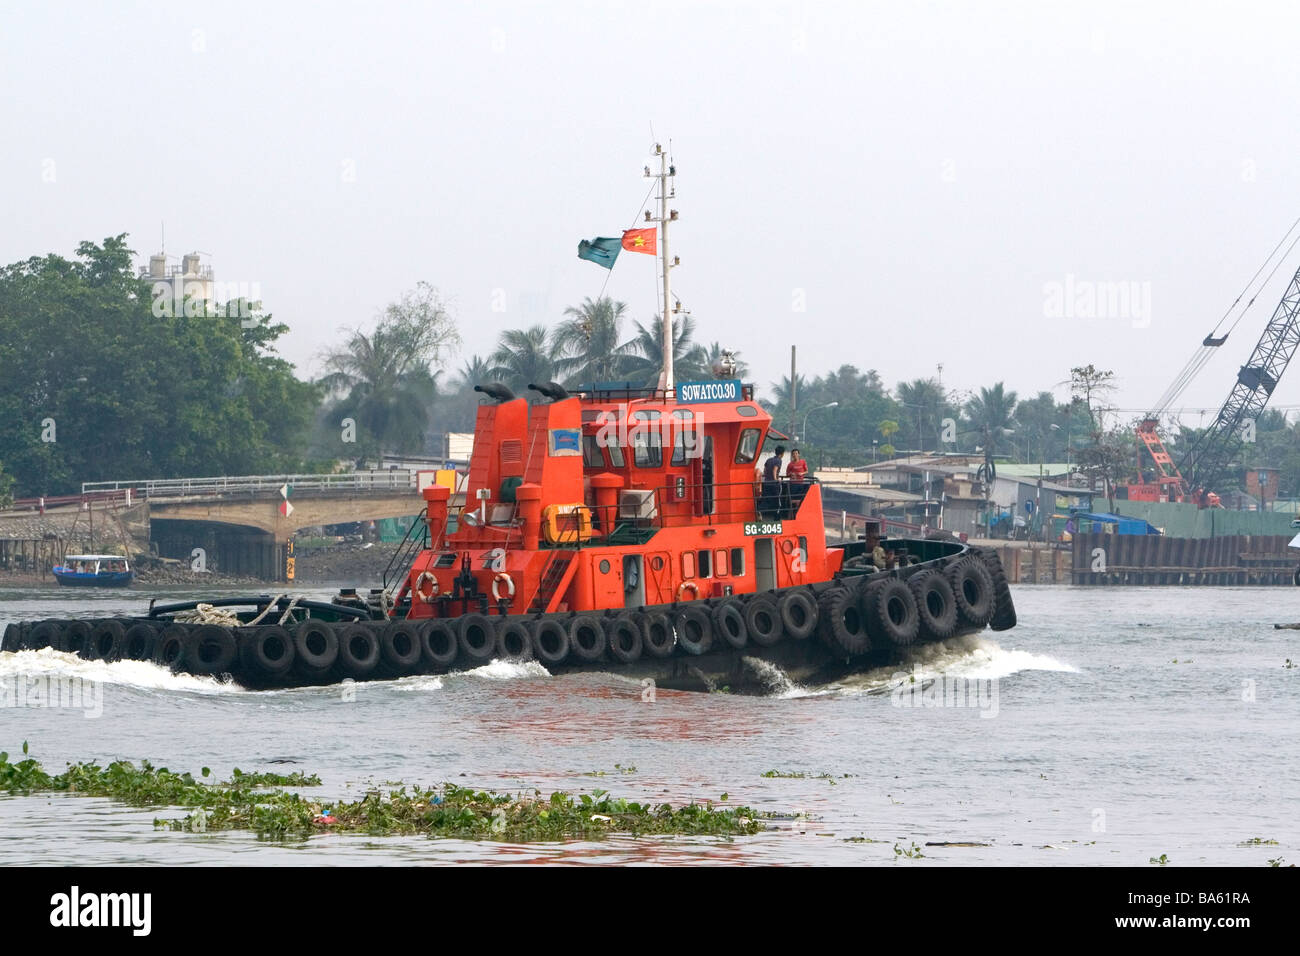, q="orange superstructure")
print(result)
[402,382,839,619]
